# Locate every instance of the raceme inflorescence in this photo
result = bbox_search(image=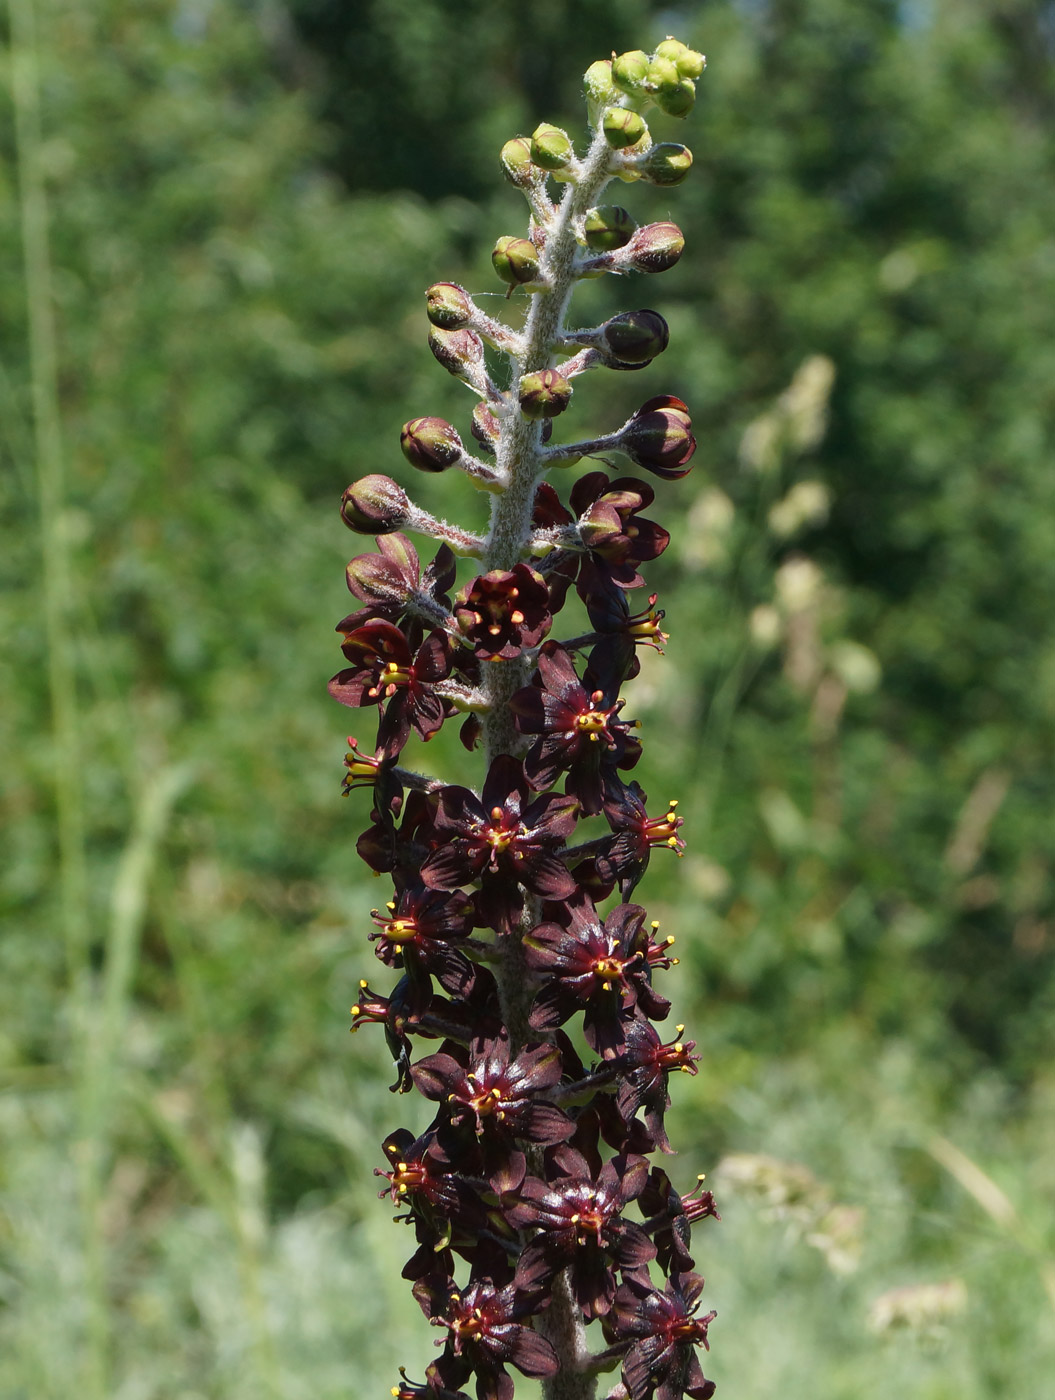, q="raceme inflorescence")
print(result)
[332,39,719,1400]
